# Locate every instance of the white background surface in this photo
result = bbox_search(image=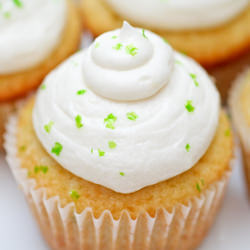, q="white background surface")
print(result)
[0,148,250,250]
